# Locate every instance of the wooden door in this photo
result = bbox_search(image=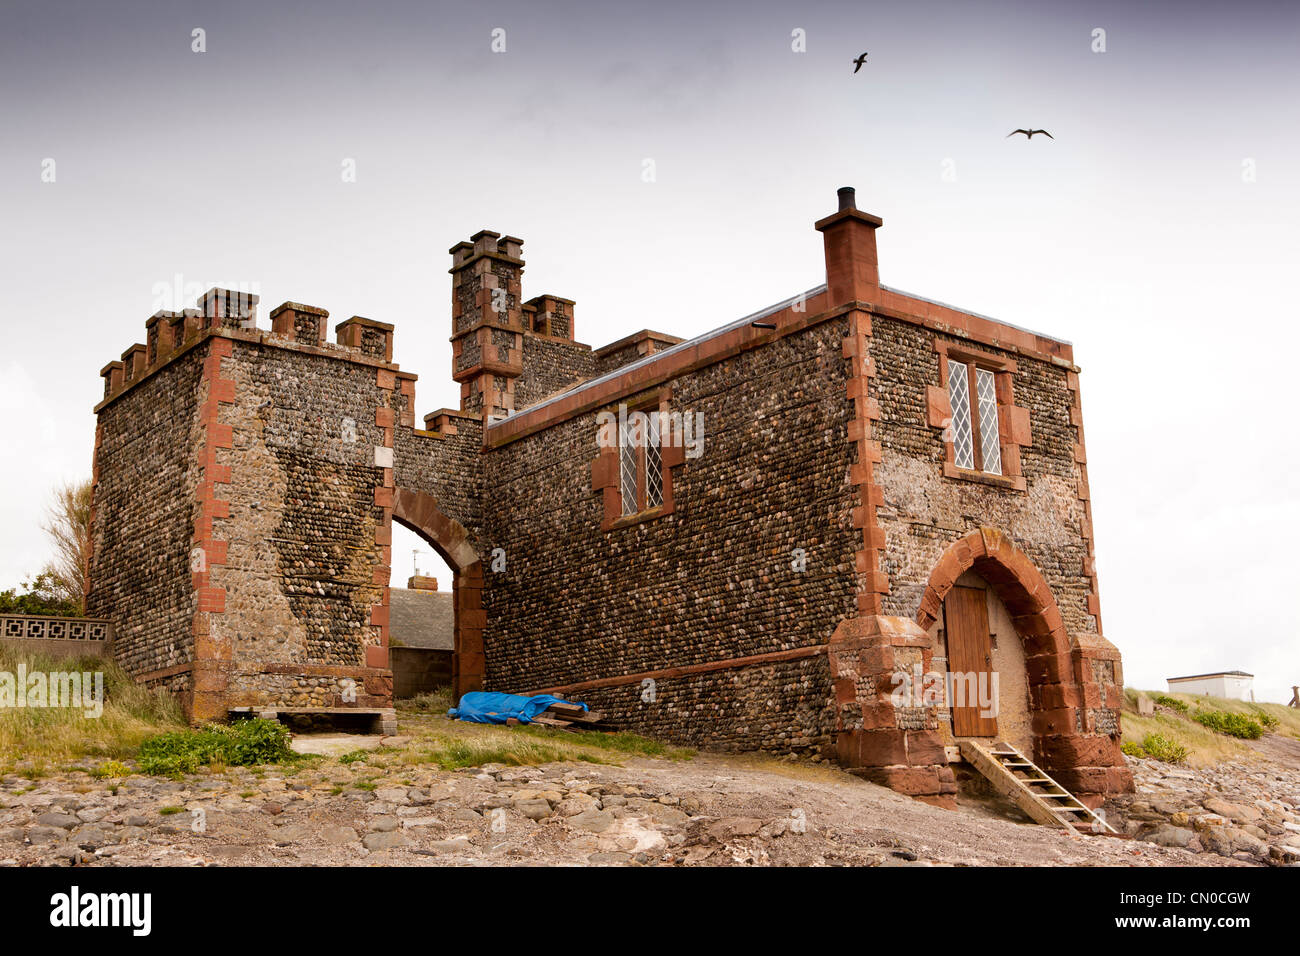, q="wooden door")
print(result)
[945,585,998,737]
